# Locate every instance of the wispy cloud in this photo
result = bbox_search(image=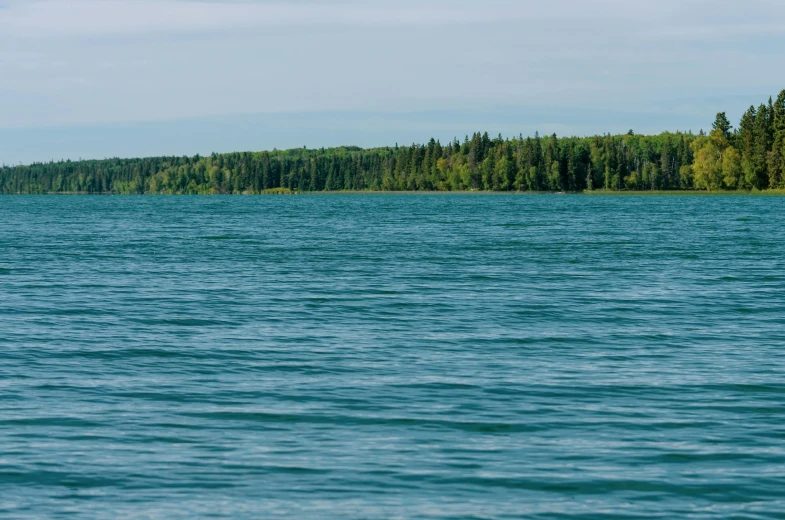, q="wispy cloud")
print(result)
[2,0,783,40]
[0,0,783,138]
[0,0,517,37]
